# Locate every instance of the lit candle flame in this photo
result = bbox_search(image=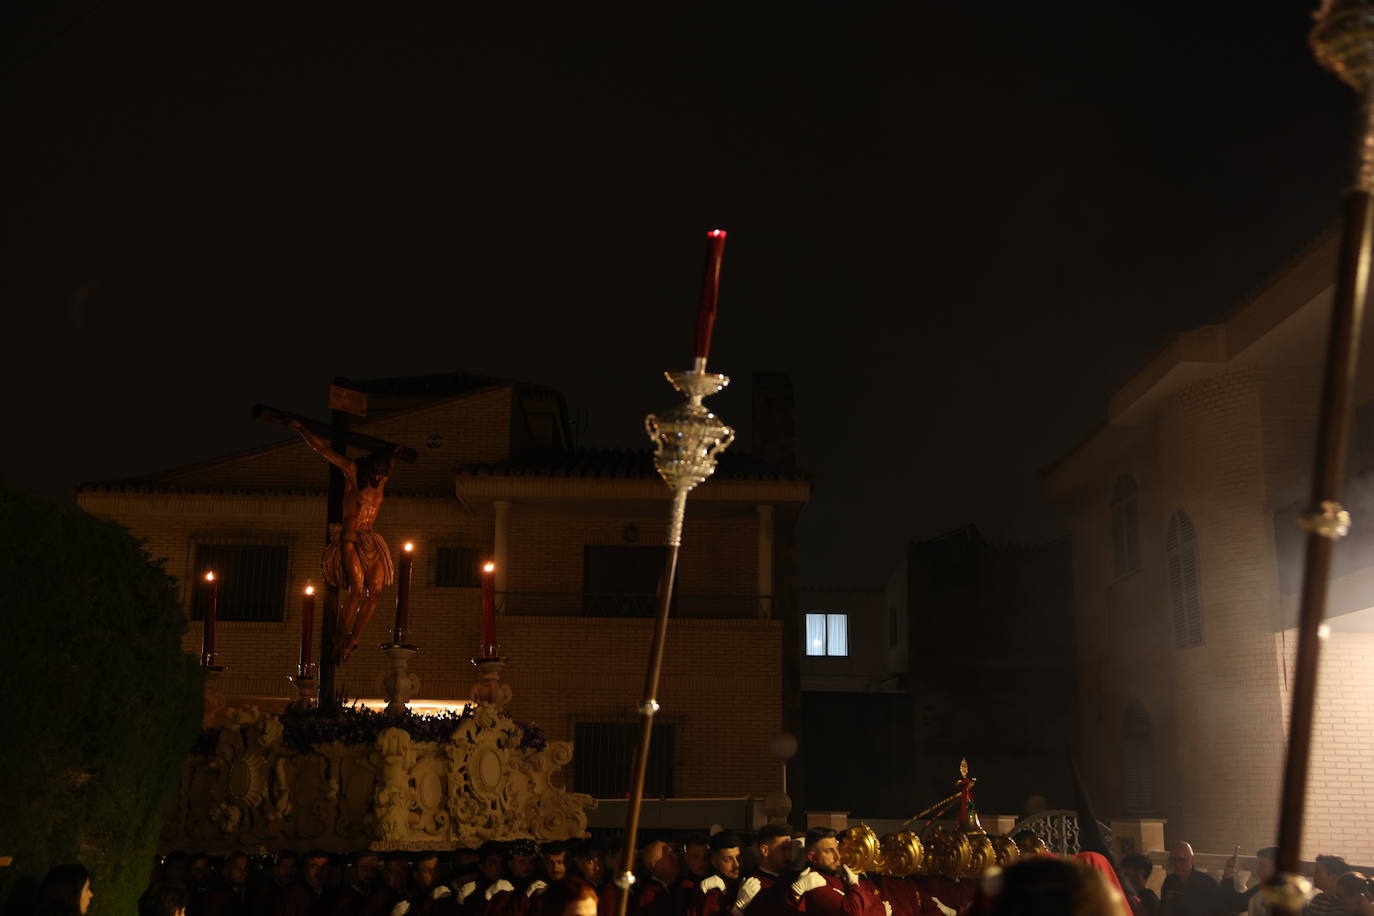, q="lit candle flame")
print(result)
[404,542,414,552]
[305,585,315,596]
[204,571,215,582]
[483,562,495,573]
